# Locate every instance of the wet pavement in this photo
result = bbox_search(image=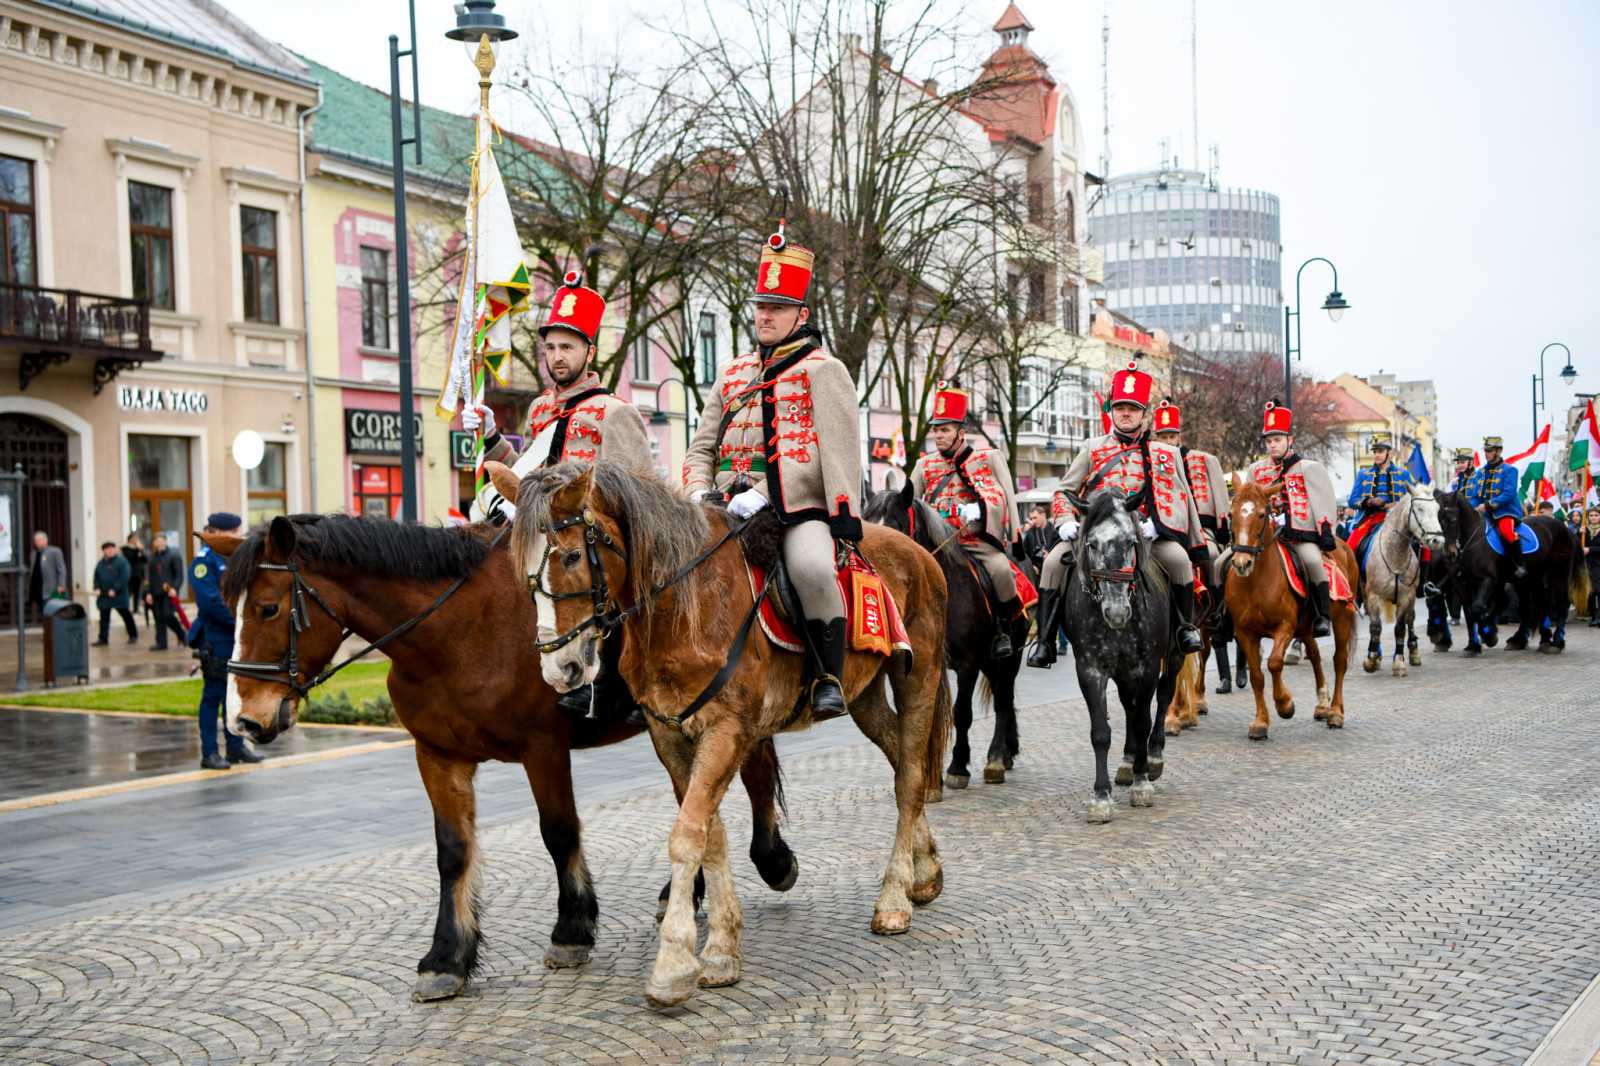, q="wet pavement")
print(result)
[2,622,198,691]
